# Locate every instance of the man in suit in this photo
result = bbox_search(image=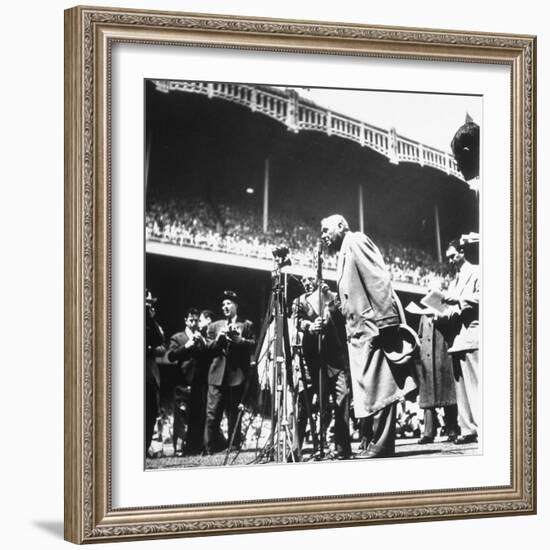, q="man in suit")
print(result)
[145,289,165,457]
[294,278,352,459]
[203,291,256,454]
[442,237,480,445]
[166,308,209,455]
[199,309,215,335]
[320,214,417,458]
